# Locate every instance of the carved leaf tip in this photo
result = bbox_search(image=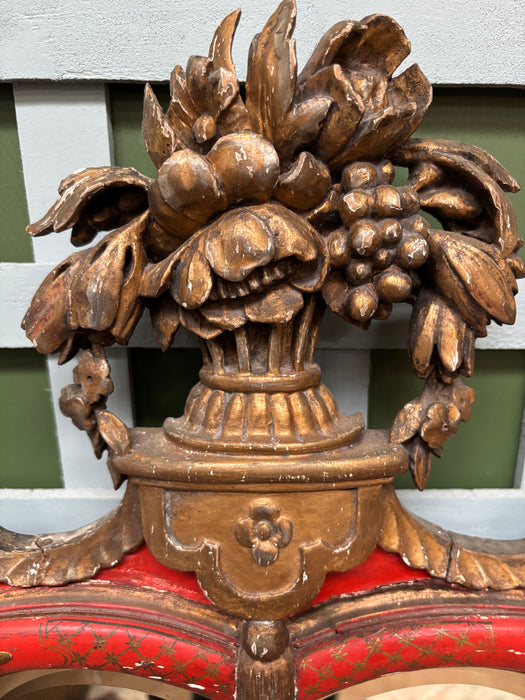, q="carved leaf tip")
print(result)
[209,8,241,71]
[143,83,179,169]
[245,0,298,145]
